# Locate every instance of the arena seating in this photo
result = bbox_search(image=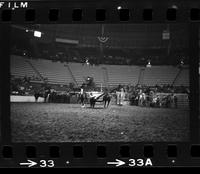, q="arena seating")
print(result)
[173,68,189,86]
[68,63,104,86]
[10,55,40,80]
[176,94,189,108]
[101,65,140,87]
[11,55,190,88]
[29,59,74,85]
[142,66,179,86]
